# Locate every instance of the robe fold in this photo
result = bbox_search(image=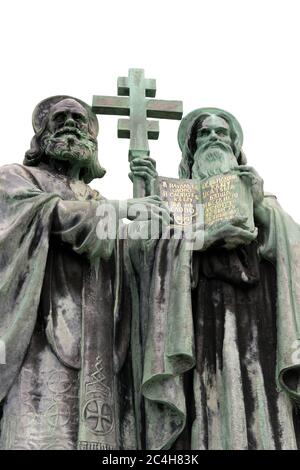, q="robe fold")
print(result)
[2,161,299,450]
[0,163,135,450]
[133,195,300,450]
